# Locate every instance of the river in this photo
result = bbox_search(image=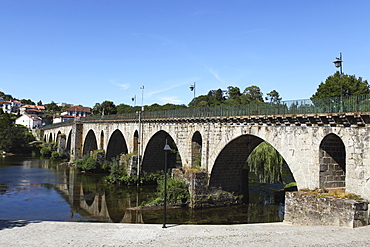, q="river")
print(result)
[0,155,285,224]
